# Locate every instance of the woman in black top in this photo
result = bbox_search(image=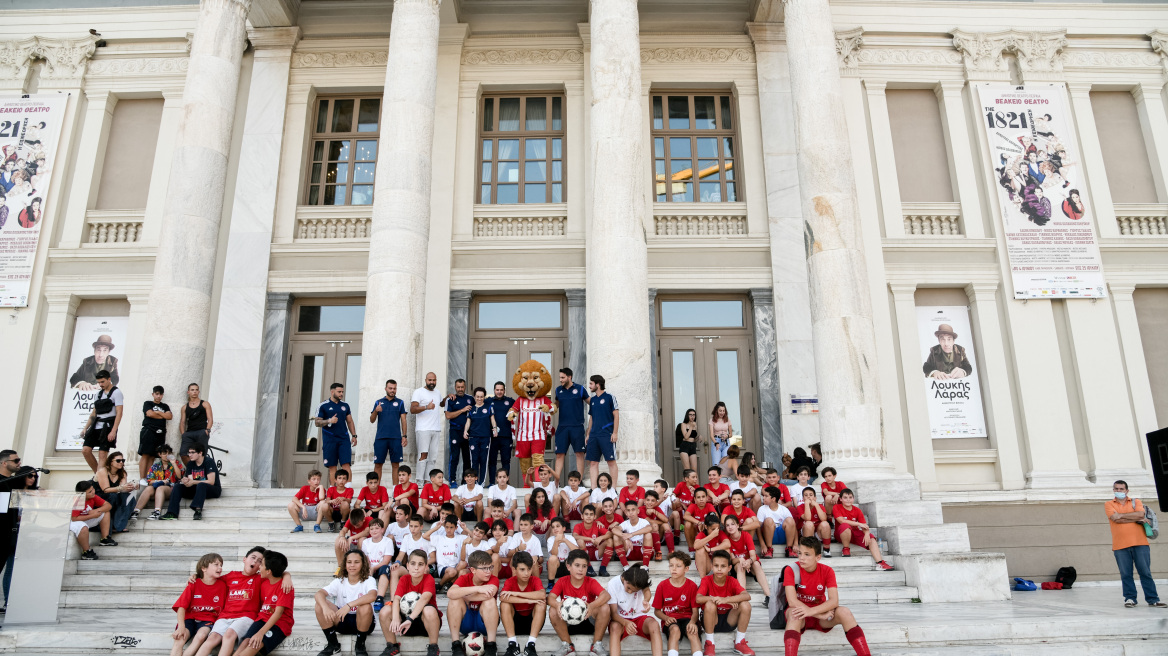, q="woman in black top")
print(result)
[675,408,699,473]
[178,383,213,464]
[94,451,136,532]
